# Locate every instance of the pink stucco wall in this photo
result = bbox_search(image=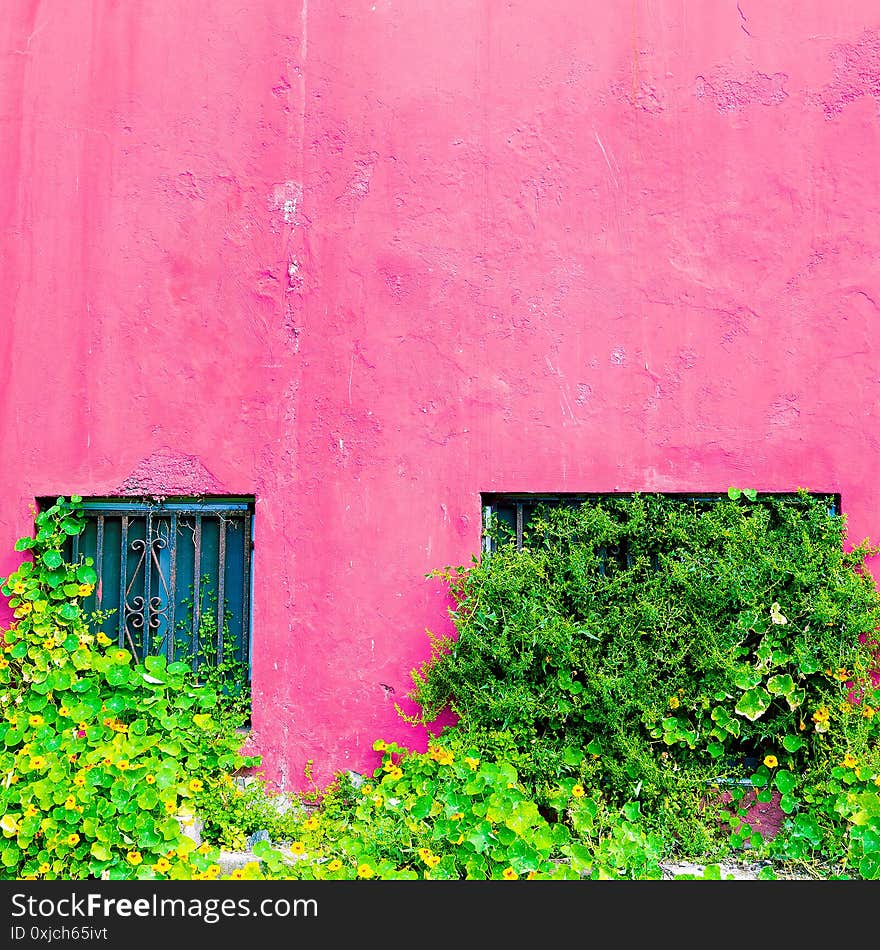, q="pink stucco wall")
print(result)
[2,2,880,791]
